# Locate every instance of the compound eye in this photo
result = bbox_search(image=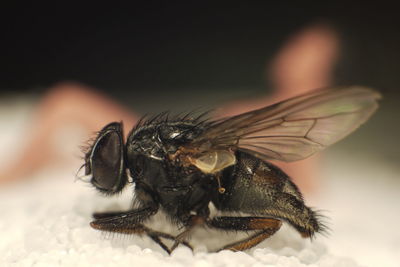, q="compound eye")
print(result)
[86,122,127,194]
